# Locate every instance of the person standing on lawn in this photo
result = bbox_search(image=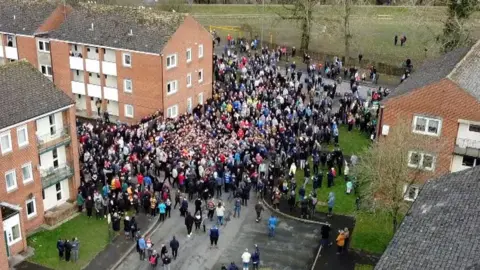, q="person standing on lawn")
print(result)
[57,239,65,260]
[64,239,72,262]
[85,195,94,218]
[71,237,80,263]
[328,192,335,217]
[76,192,85,212]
